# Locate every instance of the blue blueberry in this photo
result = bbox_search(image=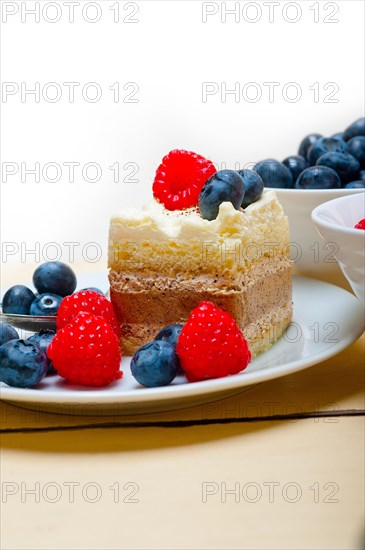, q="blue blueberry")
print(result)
[347,136,365,168]
[331,132,344,140]
[0,339,48,388]
[2,285,36,315]
[359,170,365,182]
[29,293,62,316]
[343,181,365,189]
[282,155,309,184]
[298,133,322,159]
[155,324,183,348]
[0,323,19,347]
[28,329,56,374]
[343,117,365,141]
[155,324,184,374]
[198,170,245,221]
[80,287,104,295]
[33,262,77,297]
[236,169,264,208]
[295,166,341,190]
[316,152,360,183]
[131,340,179,387]
[307,137,348,165]
[253,159,293,189]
